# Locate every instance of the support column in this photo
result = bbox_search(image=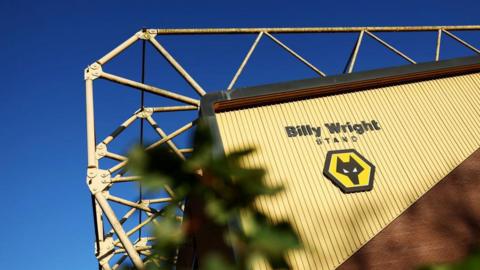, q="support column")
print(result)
[95,192,144,269]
